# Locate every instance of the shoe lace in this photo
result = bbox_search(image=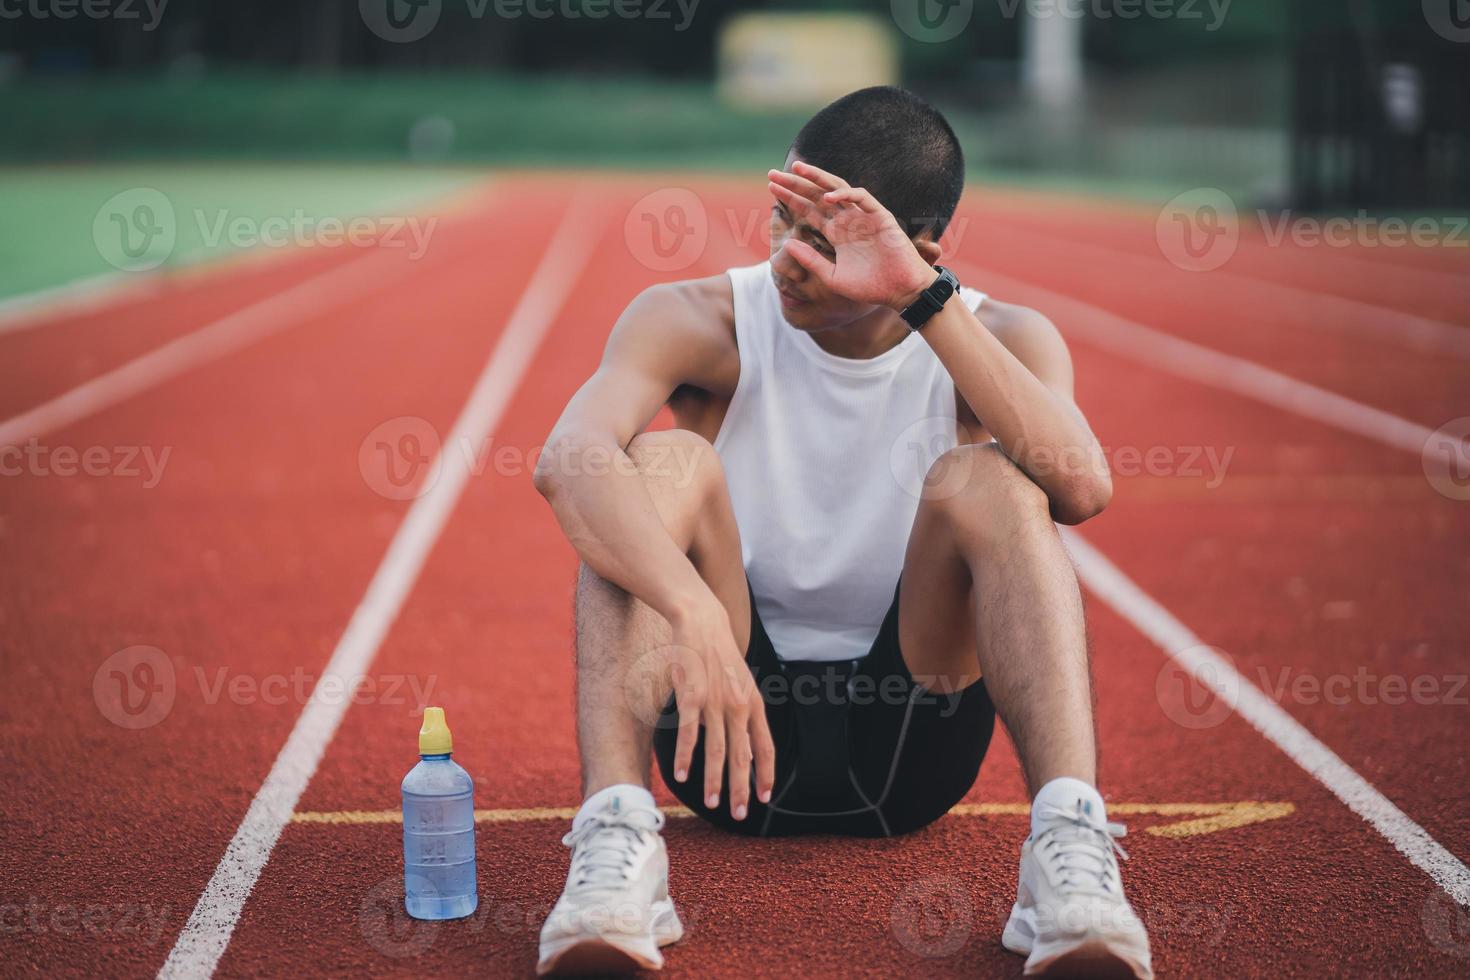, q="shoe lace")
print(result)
[561,806,665,891]
[1033,801,1129,899]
